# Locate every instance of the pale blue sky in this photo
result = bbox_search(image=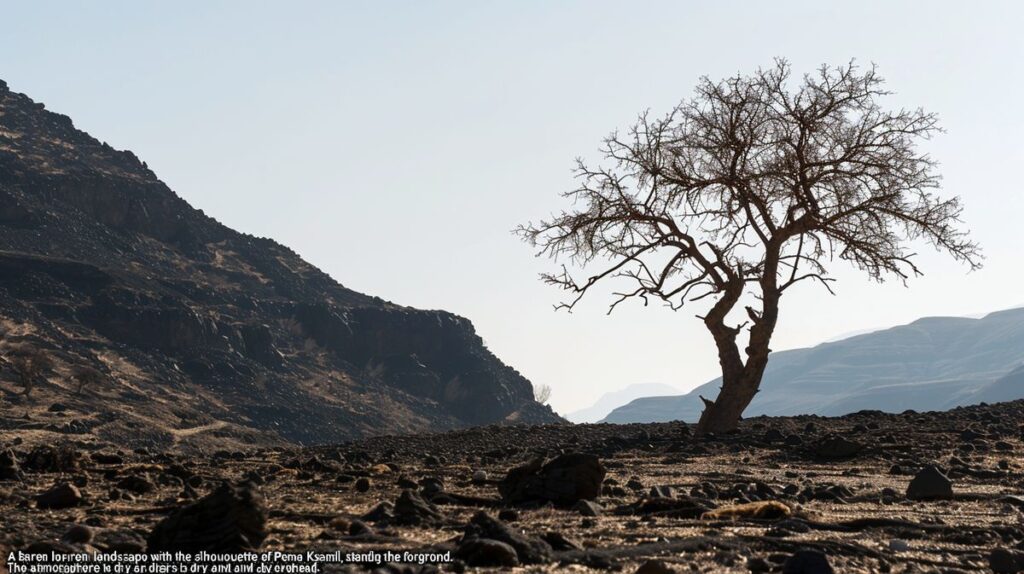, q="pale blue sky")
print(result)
[3,1,1022,413]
